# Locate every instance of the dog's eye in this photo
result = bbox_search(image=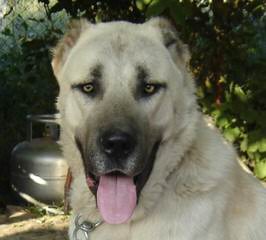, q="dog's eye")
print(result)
[73,82,99,97]
[81,83,94,94]
[143,84,161,96]
[144,84,155,94]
